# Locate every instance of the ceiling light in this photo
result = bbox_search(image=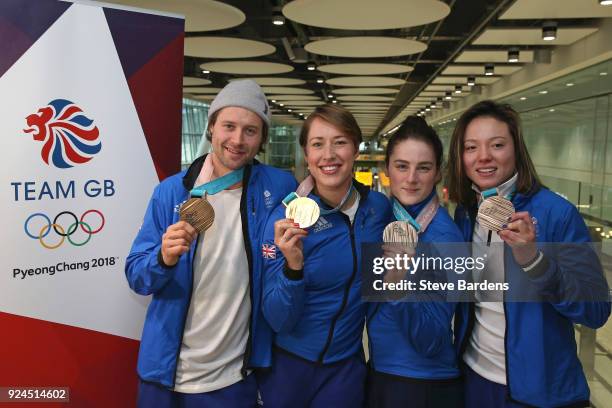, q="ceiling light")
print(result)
[445,91,452,100]
[600,72,608,76]
[271,99,276,103]
[307,63,316,71]
[317,78,324,84]
[467,76,476,86]
[454,85,462,94]
[599,0,612,5]
[549,108,555,112]
[332,100,337,104]
[287,109,292,112]
[279,103,284,106]
[425,106,431,111]
[508,48,520,63]
[566,83,574,87]
[542,21,557,41]
[596,227,602,231]
[538,90,548,94]
[328,94,334,98]
[484,64,494,76]
[431,101,437,108]
[520,96,527,100]
[202,69,210,74]
[272,13,285,26]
